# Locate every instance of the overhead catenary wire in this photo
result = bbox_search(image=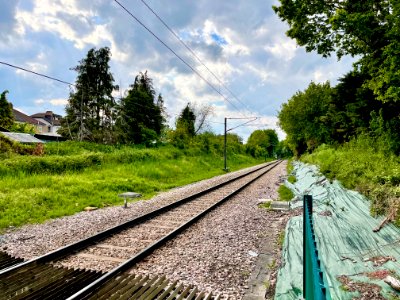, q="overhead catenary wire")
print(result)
[0,61,74,86]
[113,0,244,114]
[139,0,250,112]
[0,60,168,113]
